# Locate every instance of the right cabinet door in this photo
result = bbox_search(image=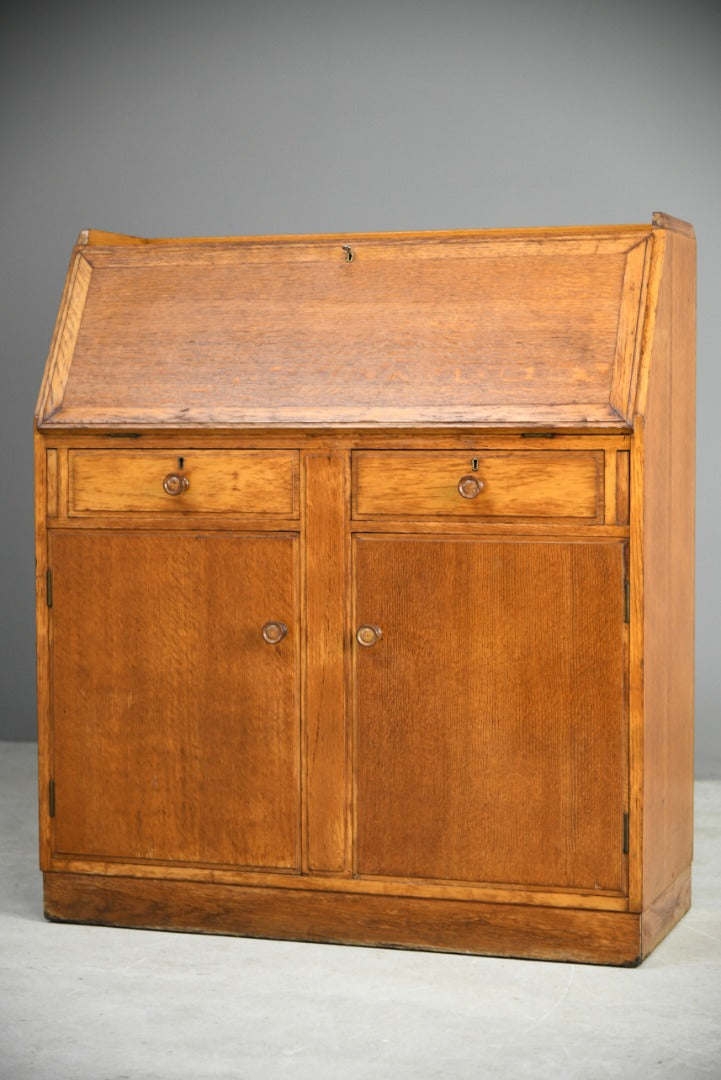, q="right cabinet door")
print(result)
[353,536,628,893]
